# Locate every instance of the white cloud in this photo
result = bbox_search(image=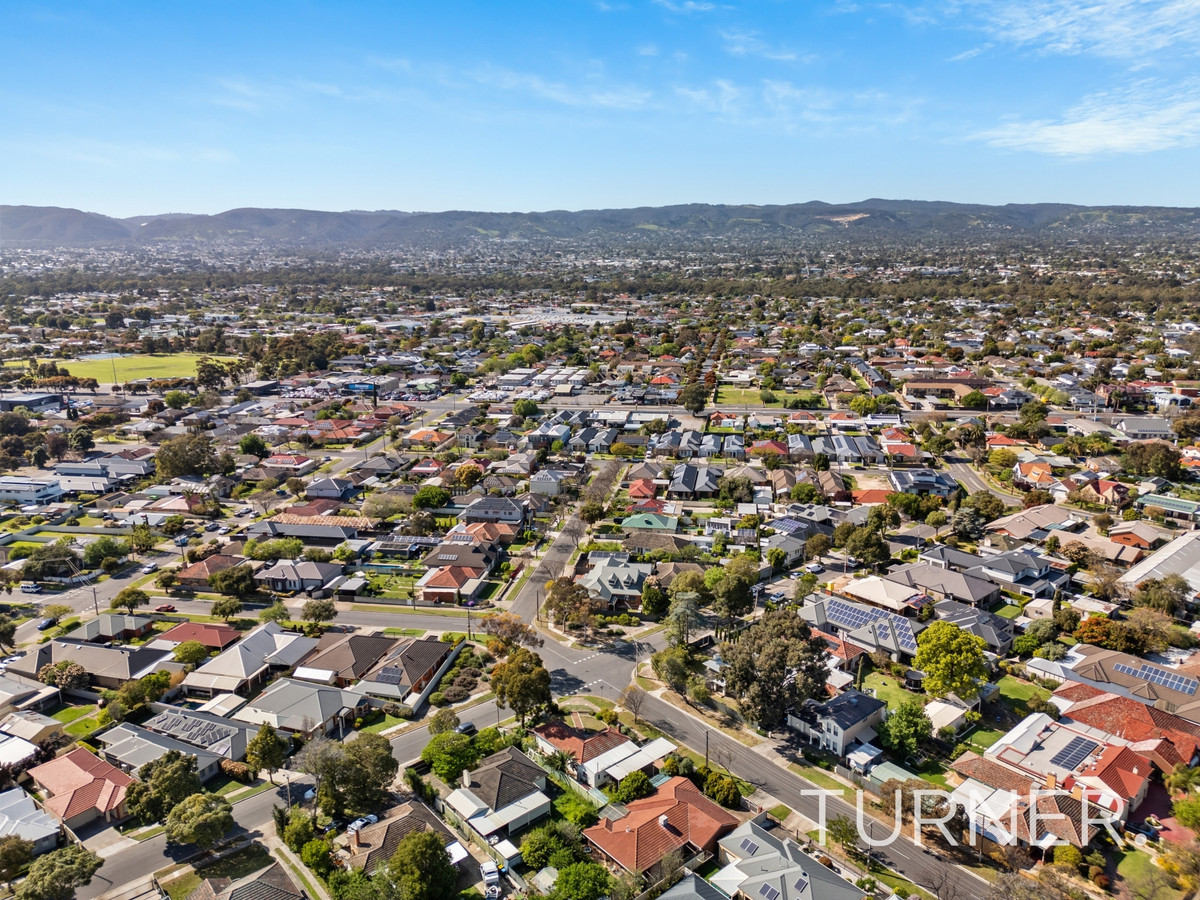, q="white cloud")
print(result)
[720,29,807,61]
[470,65,653,110]
[976,79,1200,154]
[637,43,660,56]
[967,0,1200,59]
[652,0,717,13]
[676,77,915,131]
